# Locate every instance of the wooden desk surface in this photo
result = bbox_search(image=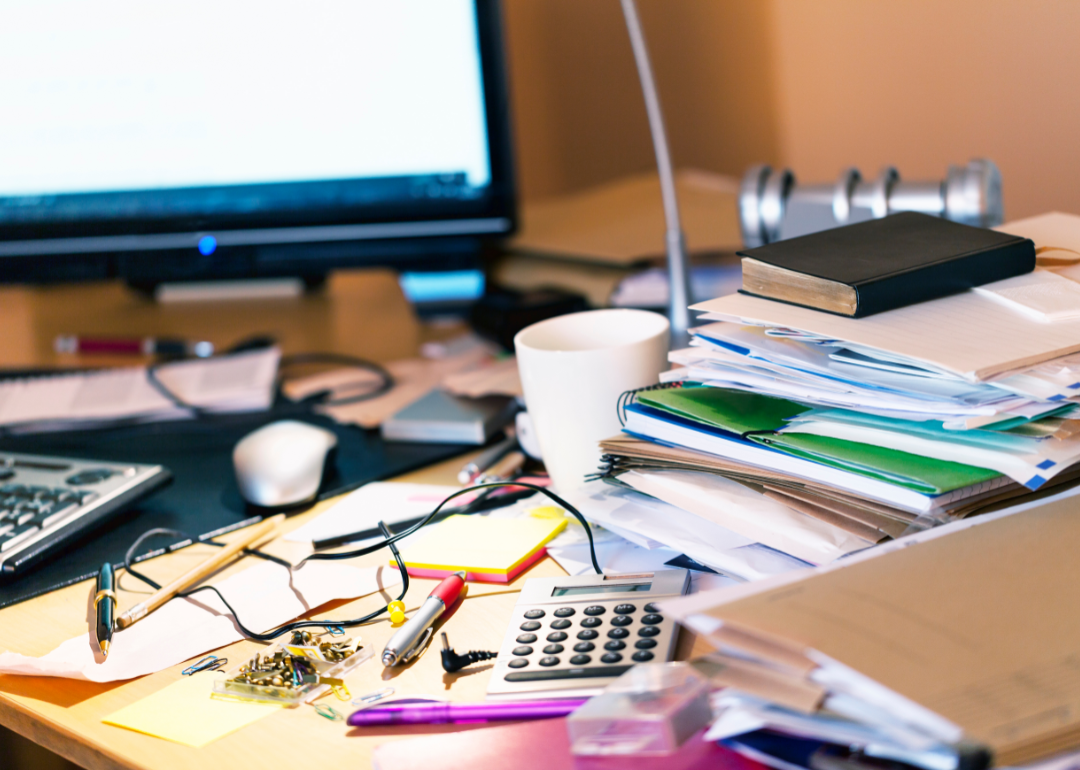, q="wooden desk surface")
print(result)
[0,273,709,770]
